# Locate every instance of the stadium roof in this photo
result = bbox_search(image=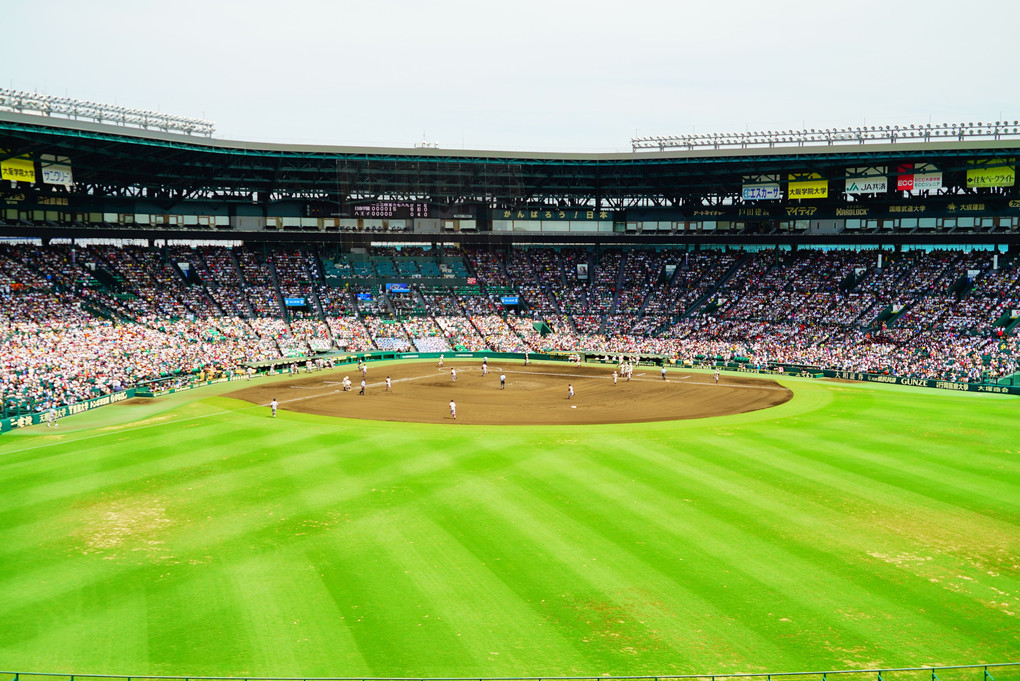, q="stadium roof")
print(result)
[3,111,1019,206]
[3,111,1020,248]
